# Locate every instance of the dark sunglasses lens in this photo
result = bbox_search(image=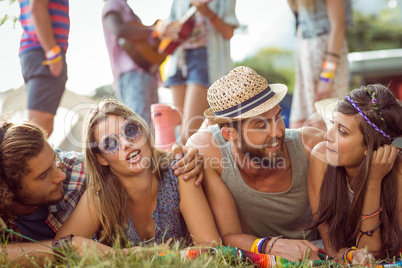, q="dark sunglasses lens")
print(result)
[103,136,118,151]
[125,122,139,138]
